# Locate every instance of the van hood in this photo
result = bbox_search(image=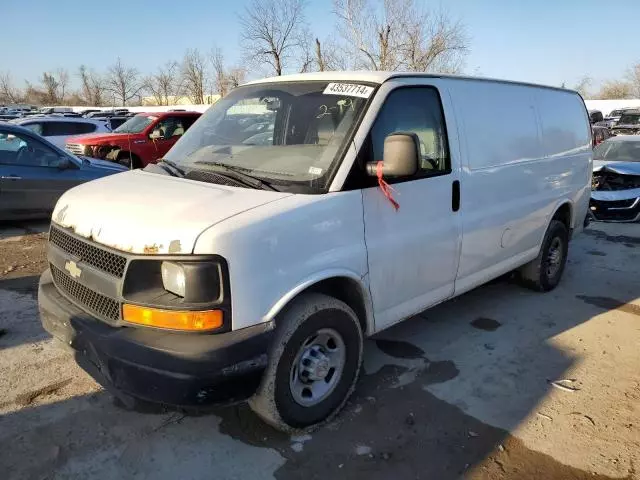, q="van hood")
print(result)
[52,170,293,254]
